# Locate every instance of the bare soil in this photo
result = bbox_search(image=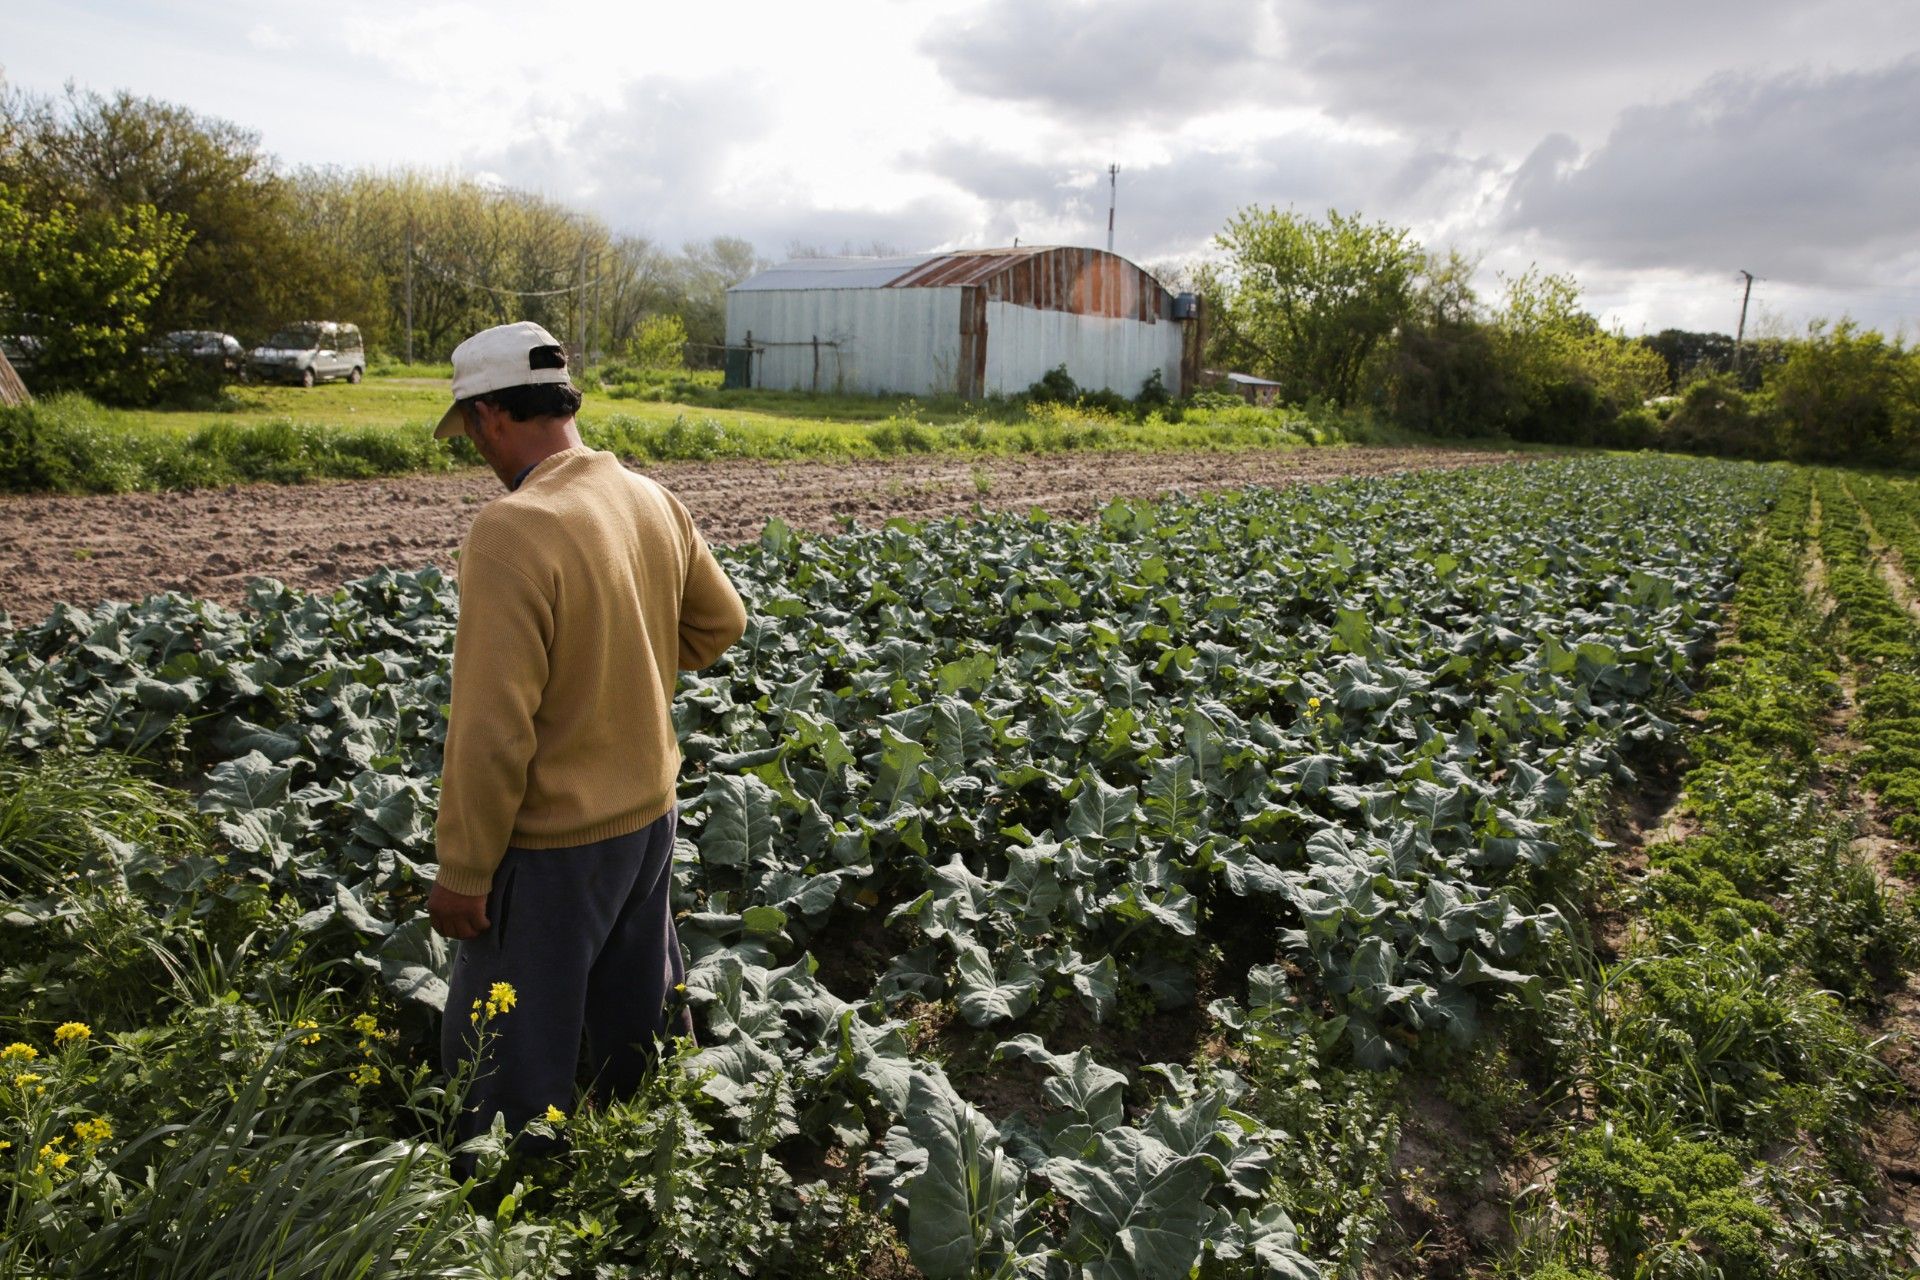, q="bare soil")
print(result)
[0,446,1517,623]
